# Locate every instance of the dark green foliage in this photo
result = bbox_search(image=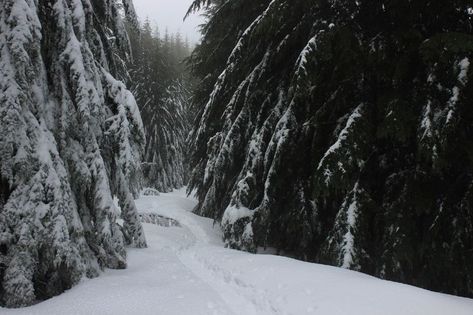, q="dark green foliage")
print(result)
[188,0,473,297]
